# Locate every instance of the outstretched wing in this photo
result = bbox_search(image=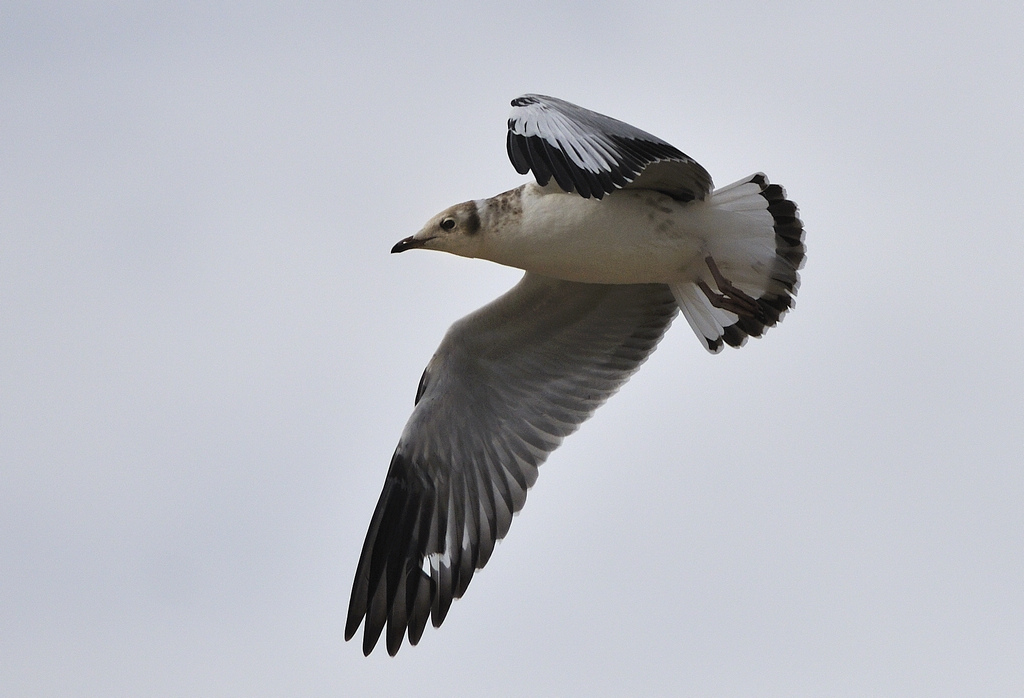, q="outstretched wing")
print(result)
[506,94,713,201]
[346,274,678,655]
